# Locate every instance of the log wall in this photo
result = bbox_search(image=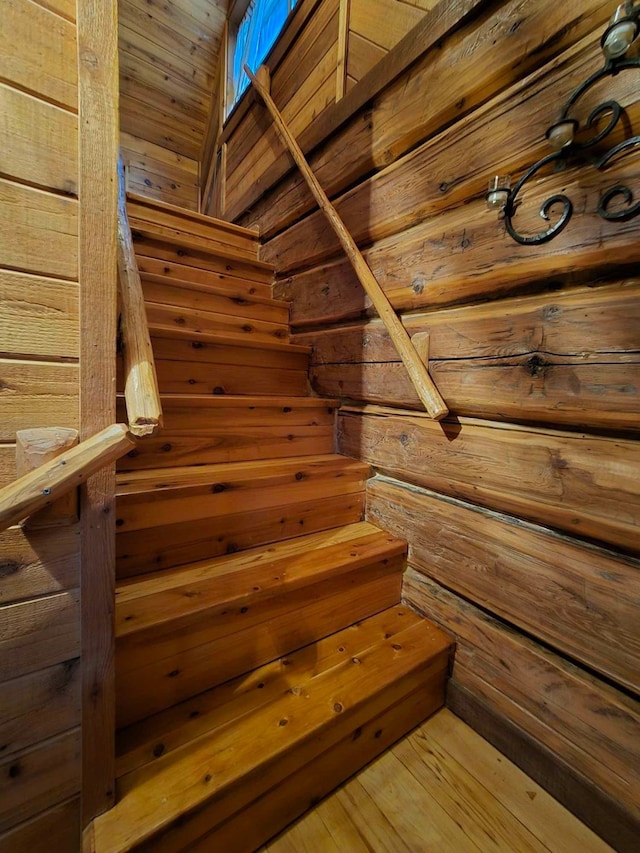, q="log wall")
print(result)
[222,0,640,848]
